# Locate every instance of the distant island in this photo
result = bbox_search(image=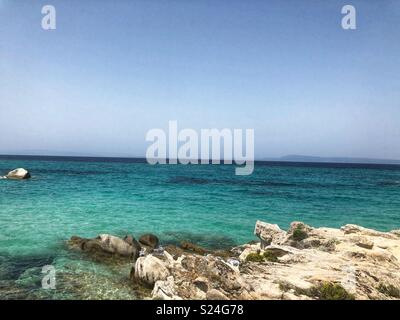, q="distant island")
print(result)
[1,152,400,166]
[262,155,400,165]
